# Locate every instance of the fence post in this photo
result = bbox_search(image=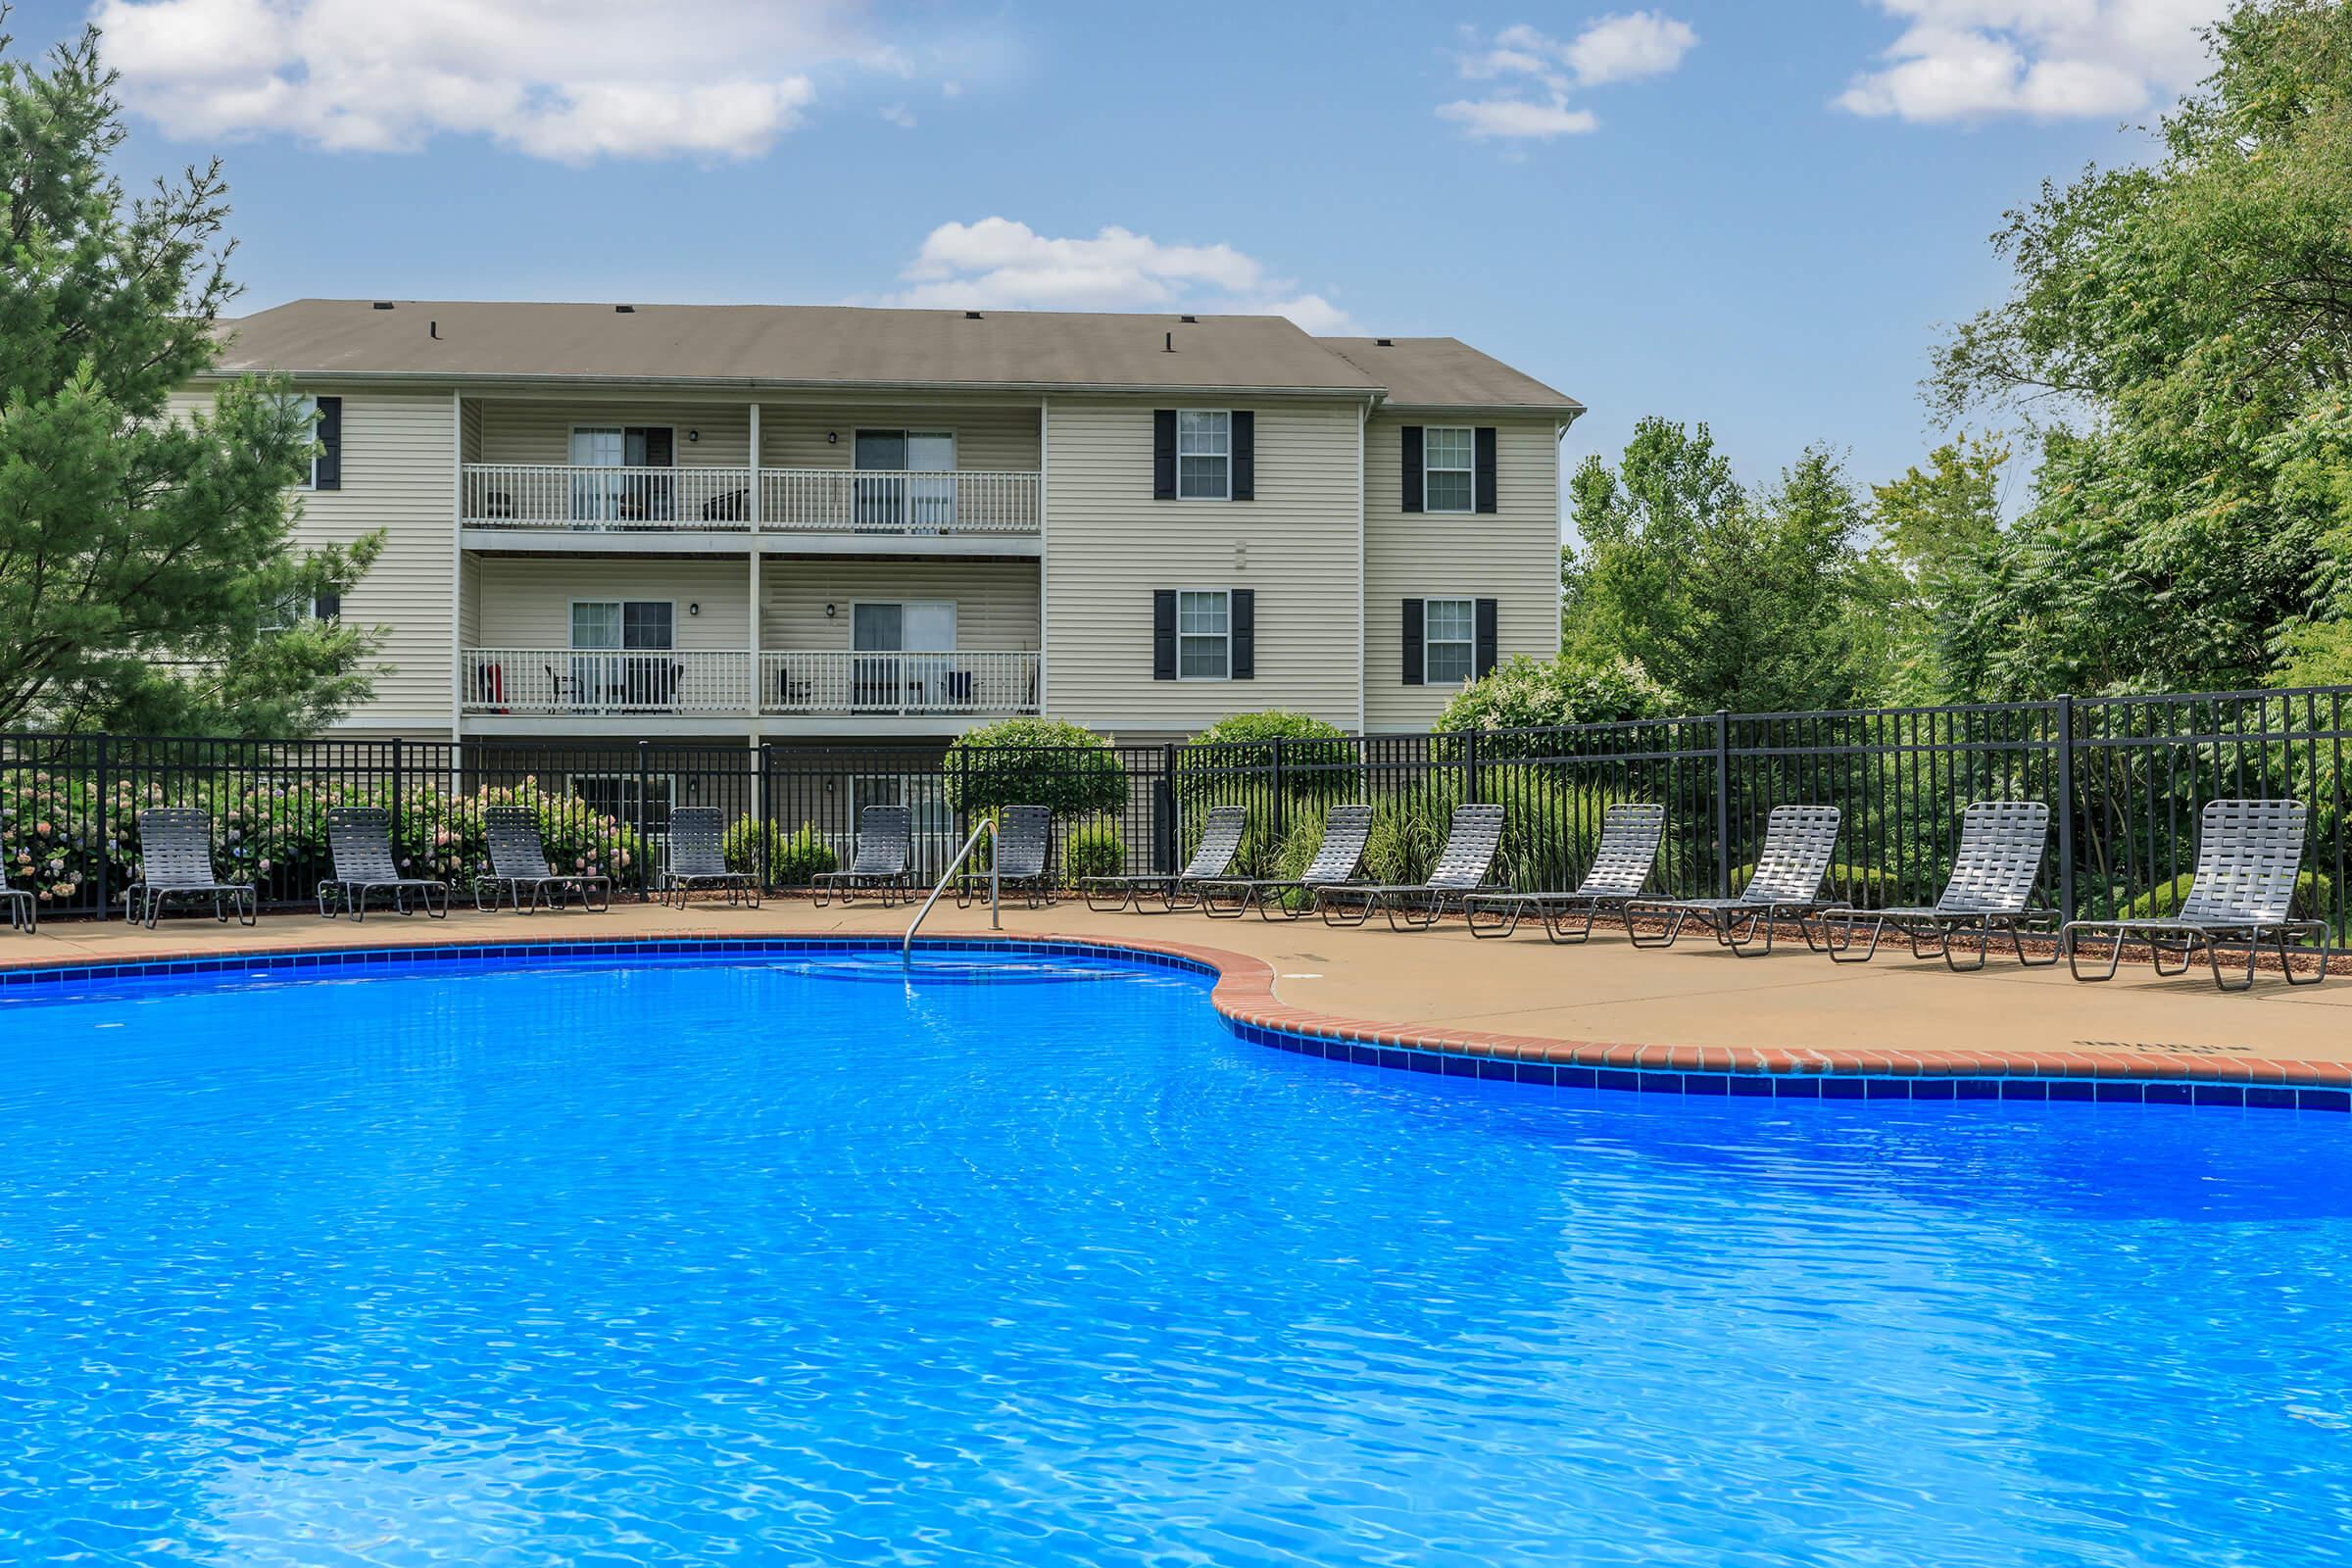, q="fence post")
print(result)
[635,738,652,903]
[1155,742,1177,873]
[1714,710,1733,899]
[2054,695,2077,923]
[1463,729,1482,804]
[1271,734,1287,846]
[389,737,405,851]
[759,742,775,893]
[93,733,111,921]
